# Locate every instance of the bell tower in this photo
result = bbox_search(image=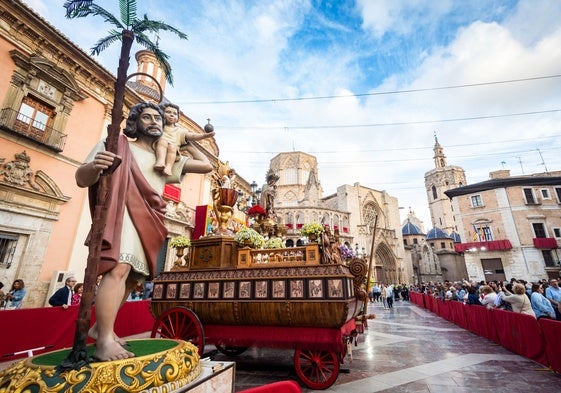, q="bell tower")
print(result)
[424,133,466,234]
[134,50,167,94]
